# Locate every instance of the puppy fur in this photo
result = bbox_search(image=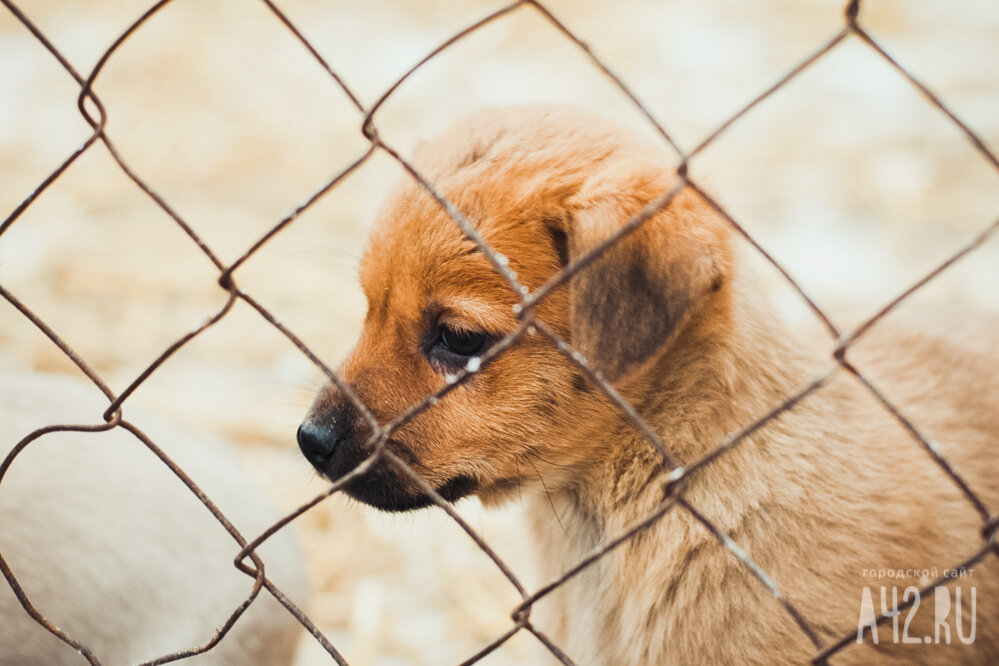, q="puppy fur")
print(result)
[301,105,999,664]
